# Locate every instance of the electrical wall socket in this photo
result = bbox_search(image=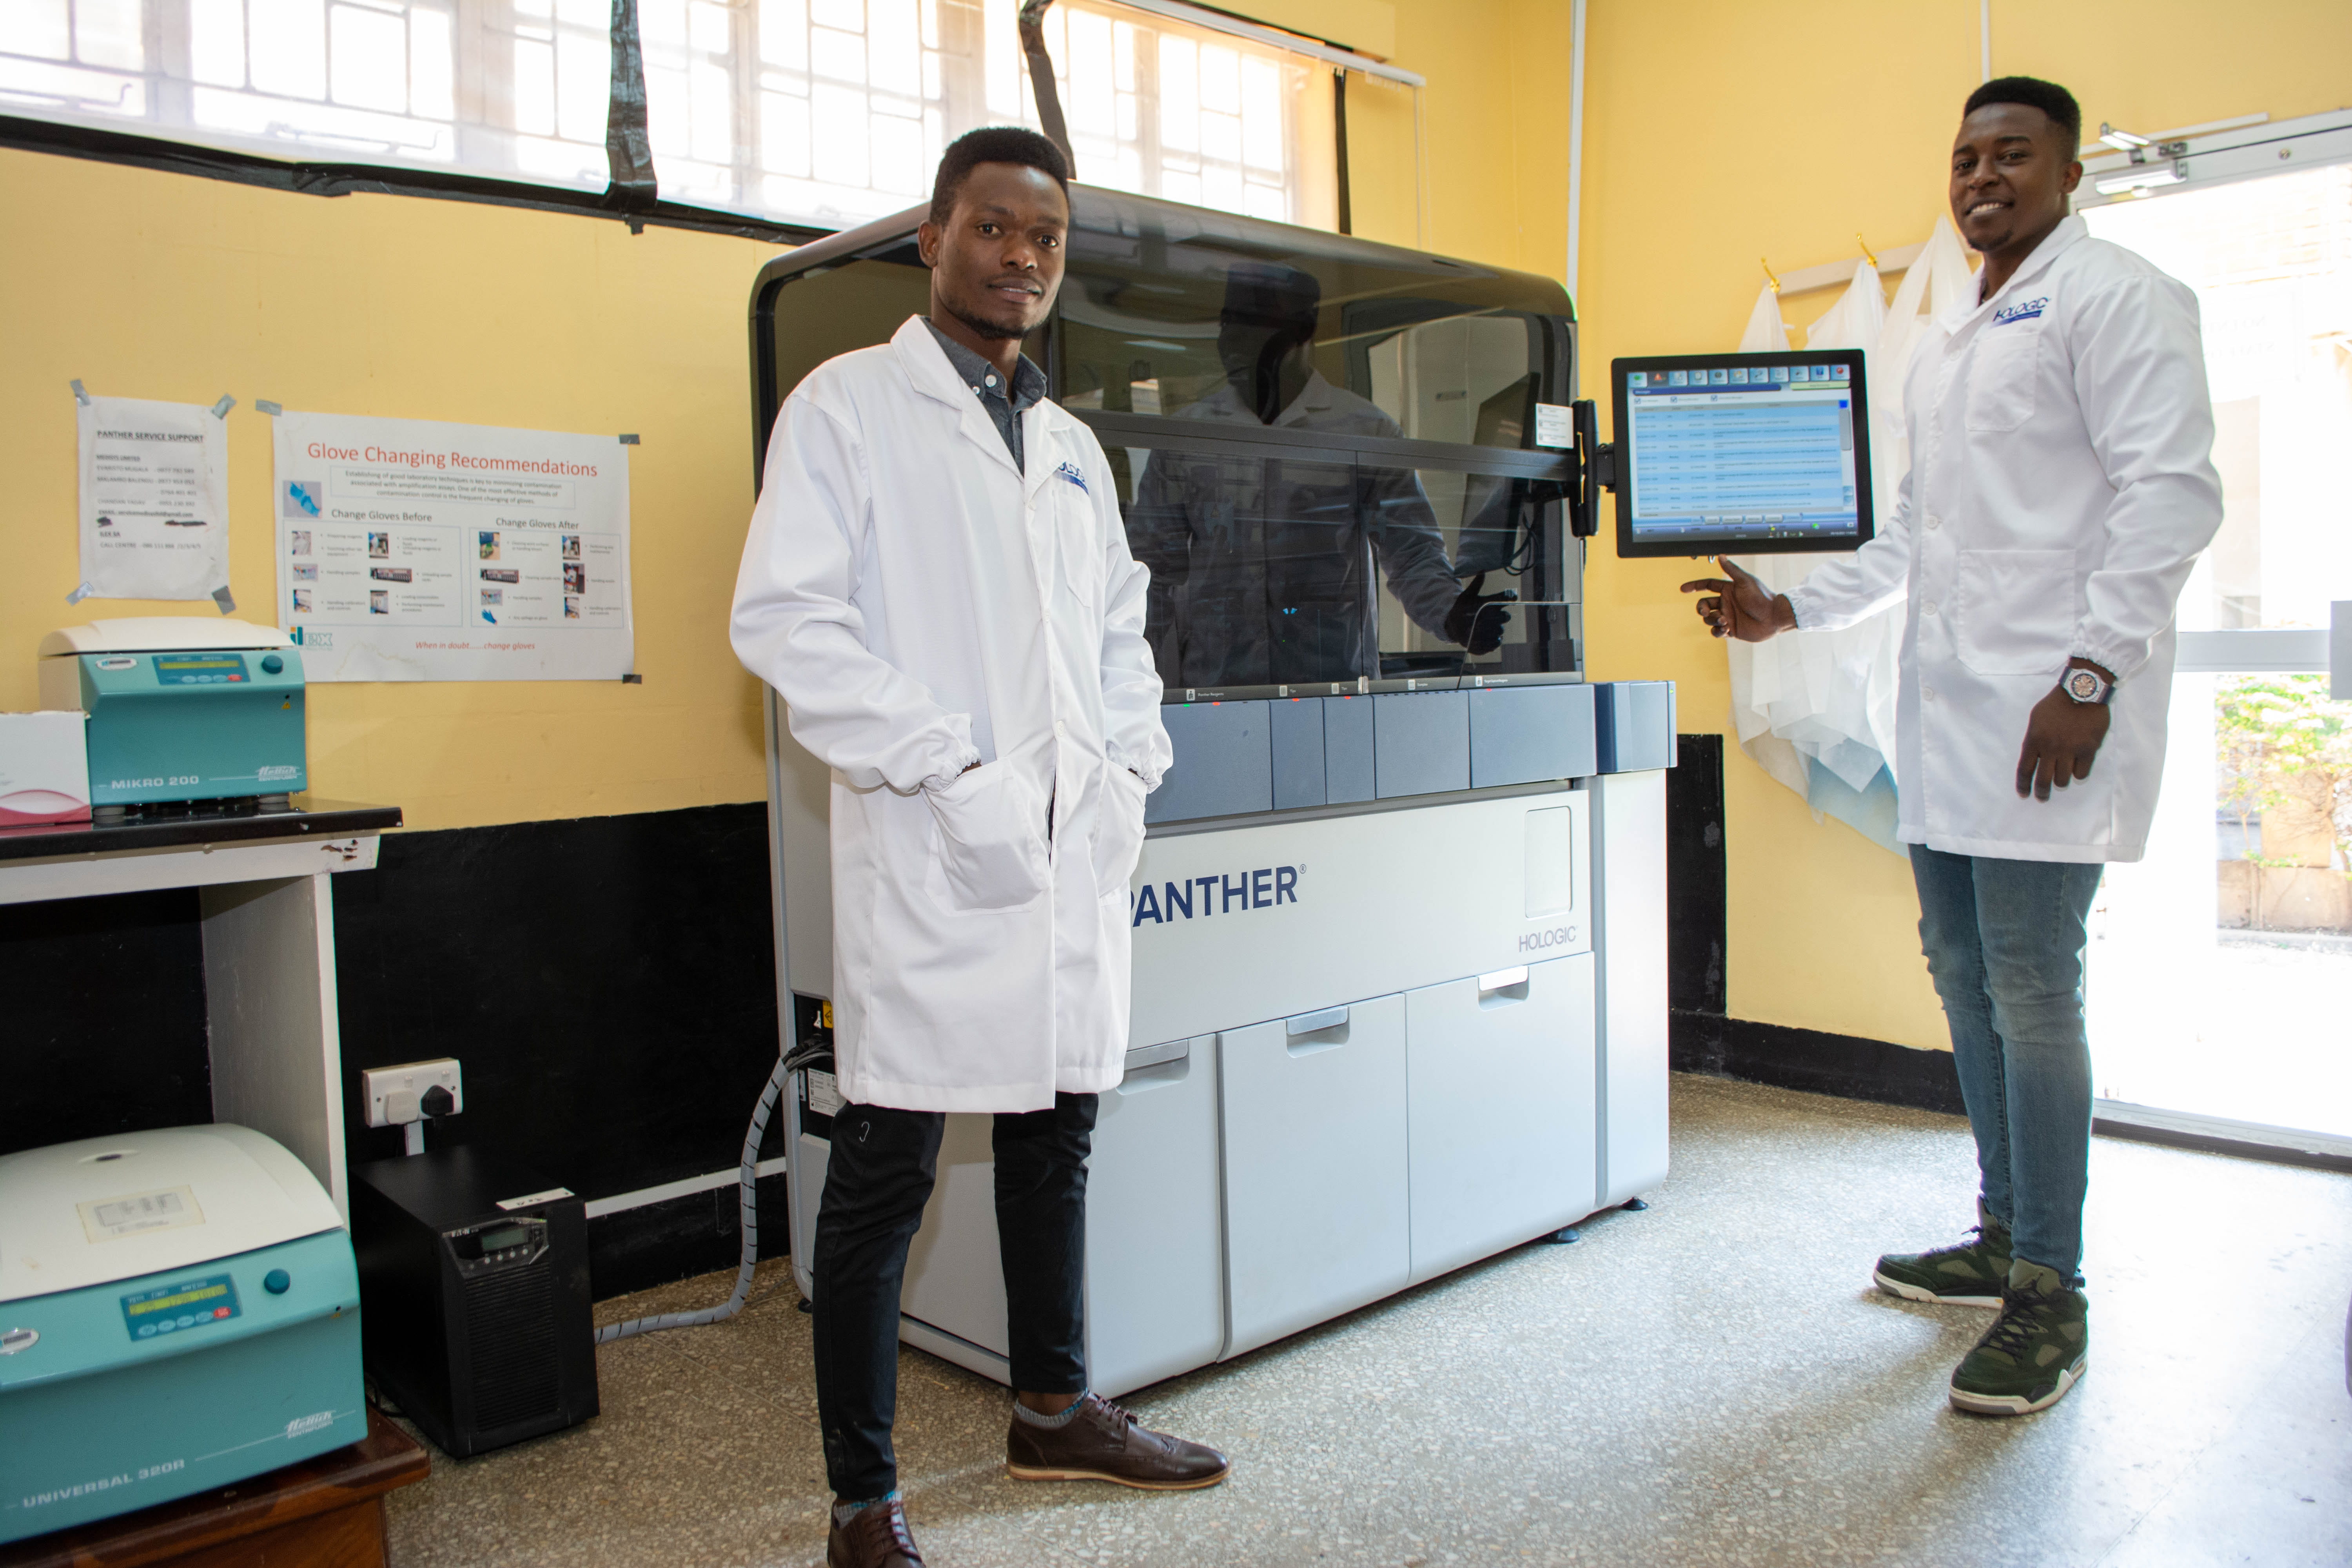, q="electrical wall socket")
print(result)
[363,1058,463,1128]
